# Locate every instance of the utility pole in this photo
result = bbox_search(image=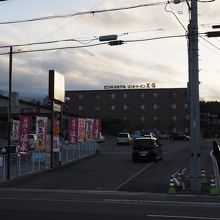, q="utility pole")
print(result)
[188,0,201,192]
[7,46,13,180]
